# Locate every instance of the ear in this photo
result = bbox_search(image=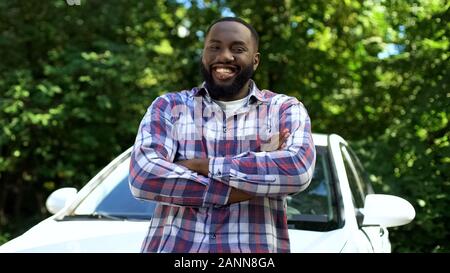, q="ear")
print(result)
[253,52,260,70]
